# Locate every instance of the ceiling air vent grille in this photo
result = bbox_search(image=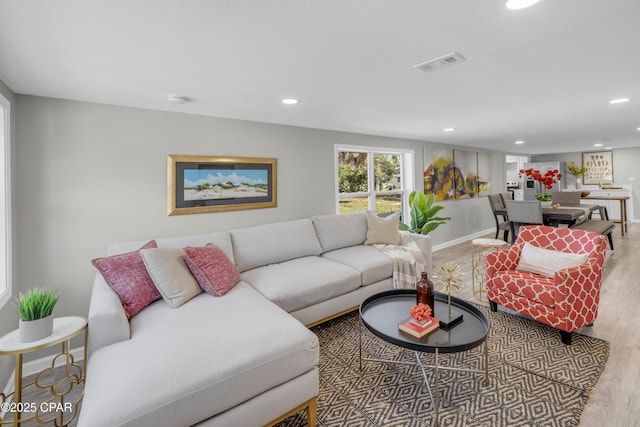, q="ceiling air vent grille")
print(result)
[414,52,466,73]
